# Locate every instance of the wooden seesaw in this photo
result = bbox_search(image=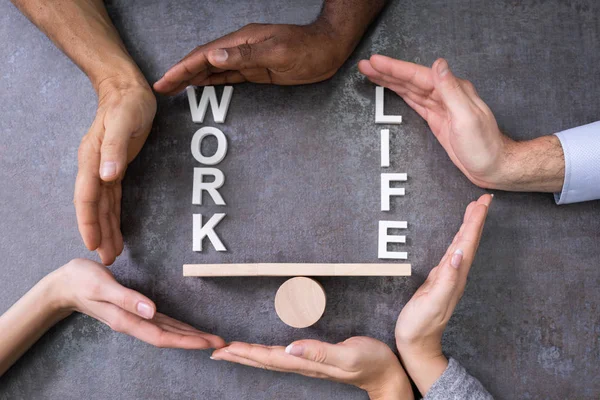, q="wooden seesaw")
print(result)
[184,263,411,328]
